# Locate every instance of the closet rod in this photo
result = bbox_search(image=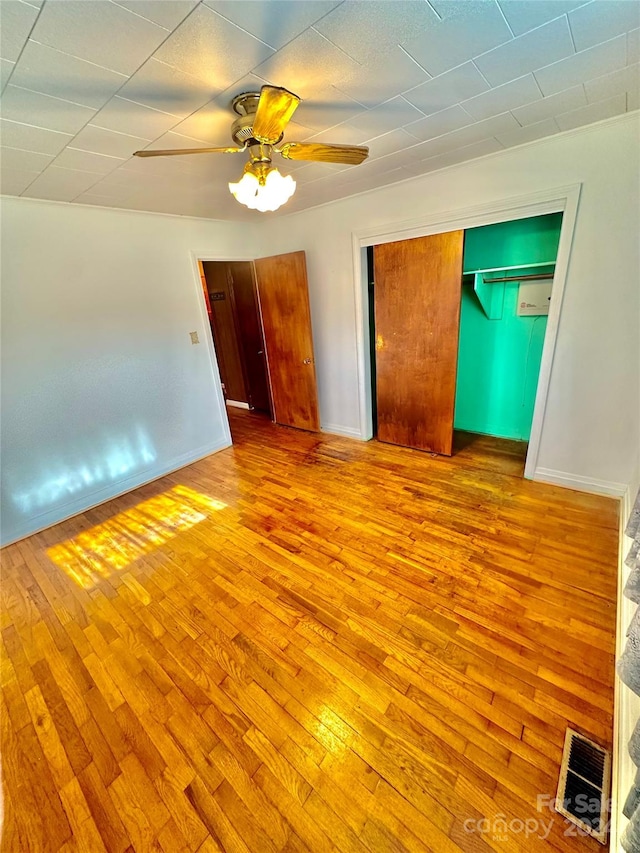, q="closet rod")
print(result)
[482,272,555,283]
